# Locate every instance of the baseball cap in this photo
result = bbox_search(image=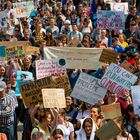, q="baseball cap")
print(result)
[0,81,6,91]
[65,20,71,25]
